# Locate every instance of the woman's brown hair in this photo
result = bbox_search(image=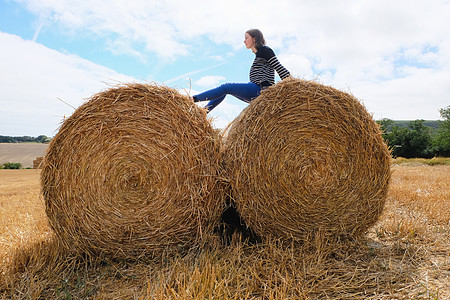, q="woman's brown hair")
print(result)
[246,29,266,48]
